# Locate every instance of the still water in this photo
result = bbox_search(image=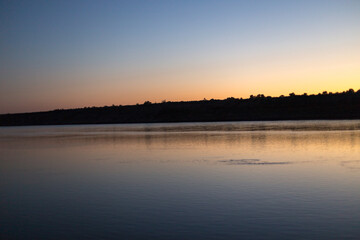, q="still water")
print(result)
[1,120,360,239]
